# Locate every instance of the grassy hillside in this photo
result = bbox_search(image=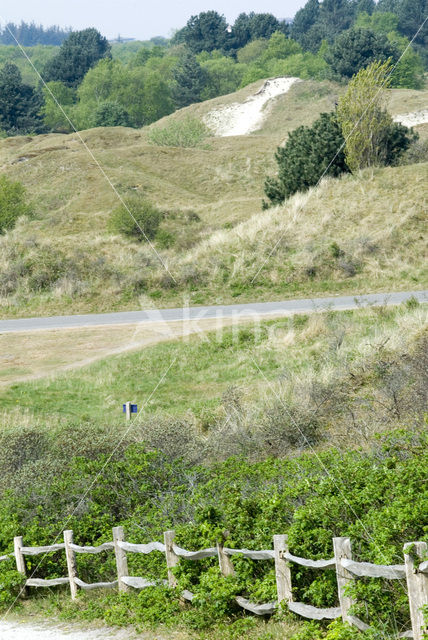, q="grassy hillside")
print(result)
[0,80,427,318]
